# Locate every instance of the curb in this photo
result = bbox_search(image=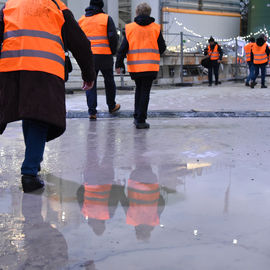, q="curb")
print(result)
[66,110,270,119]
